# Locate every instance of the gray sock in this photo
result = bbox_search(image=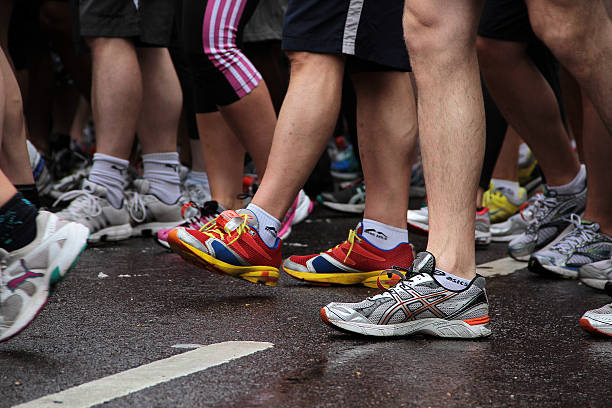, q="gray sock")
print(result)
[142,152,181,205]
[89,153,128,208]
